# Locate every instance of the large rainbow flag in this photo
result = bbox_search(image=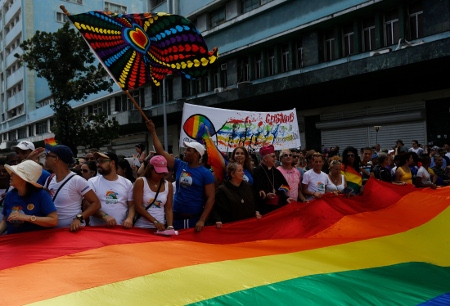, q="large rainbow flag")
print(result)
[1,179,449,305]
